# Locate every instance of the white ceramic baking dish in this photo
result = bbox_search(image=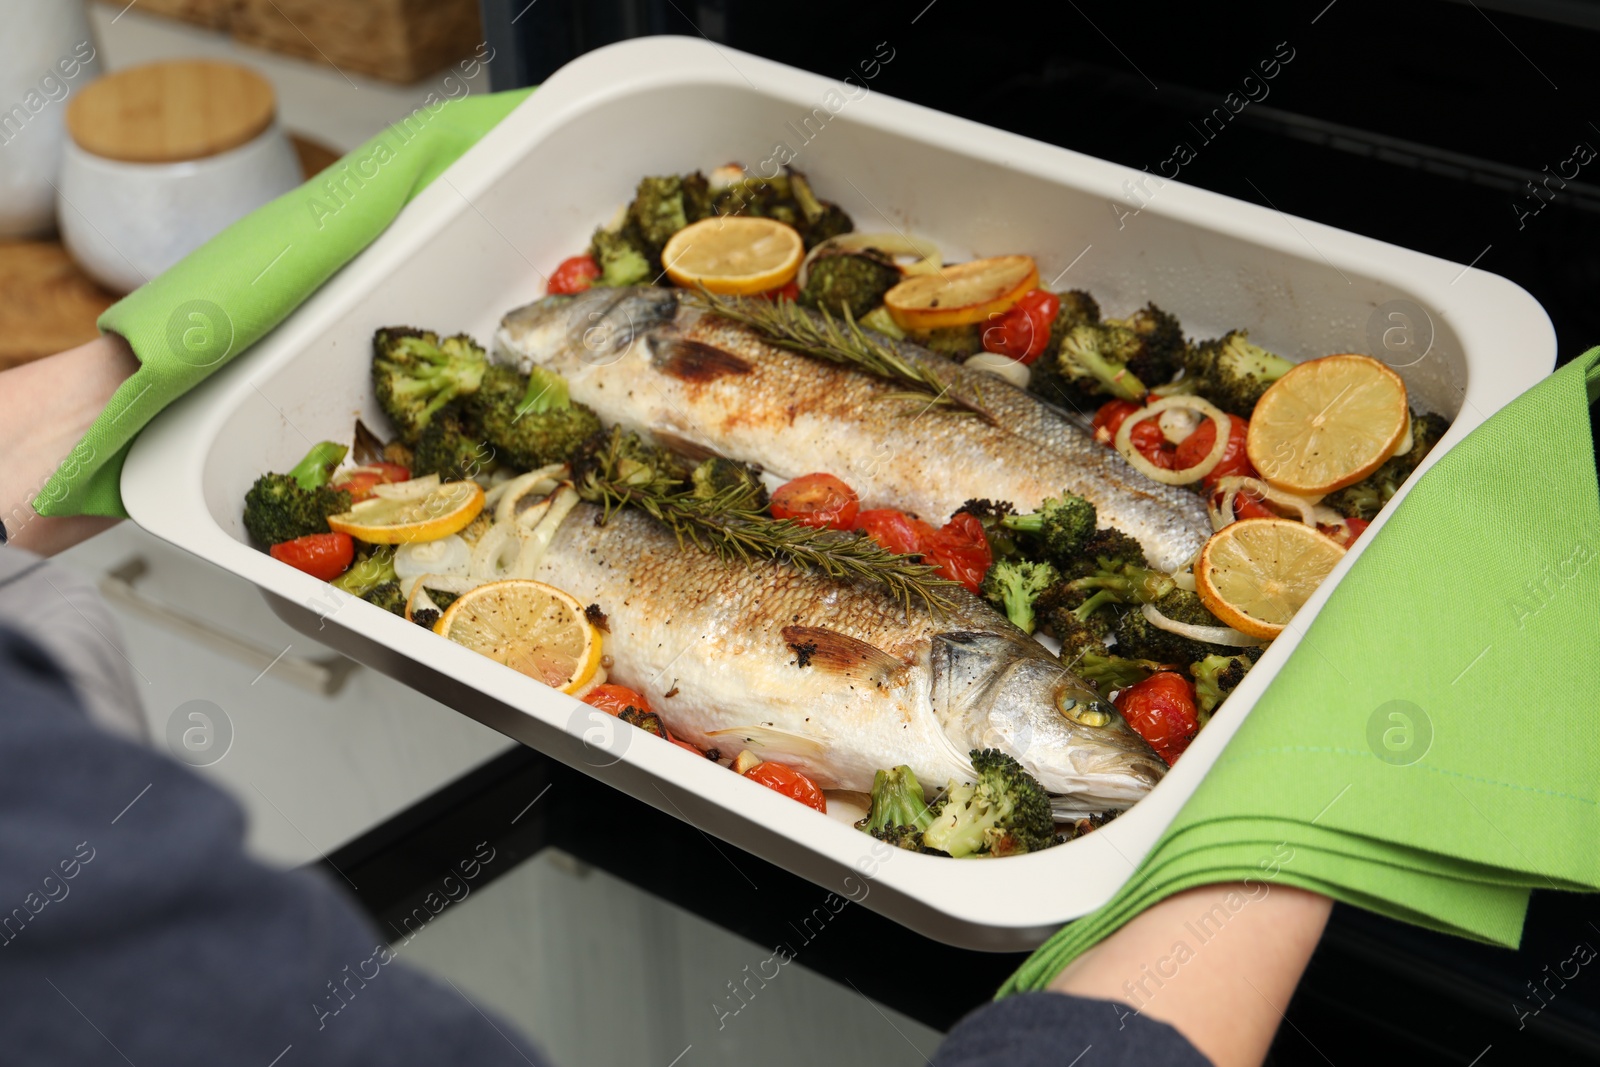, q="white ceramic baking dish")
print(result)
[121,36,1555,950]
